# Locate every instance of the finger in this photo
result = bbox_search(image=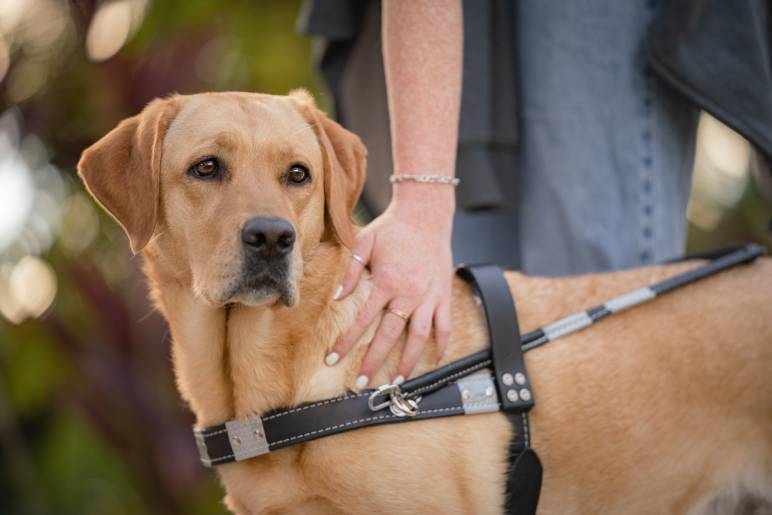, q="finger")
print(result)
[335,231,375,301]
[357,304,413,388]
[327,286,390,365]
[394,303,434,382]
[434,299,452,362]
